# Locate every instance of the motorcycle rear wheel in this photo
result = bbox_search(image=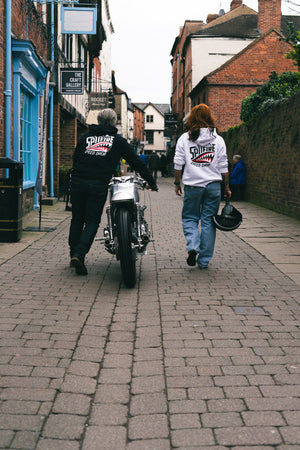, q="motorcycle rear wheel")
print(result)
[116,207,137,288]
